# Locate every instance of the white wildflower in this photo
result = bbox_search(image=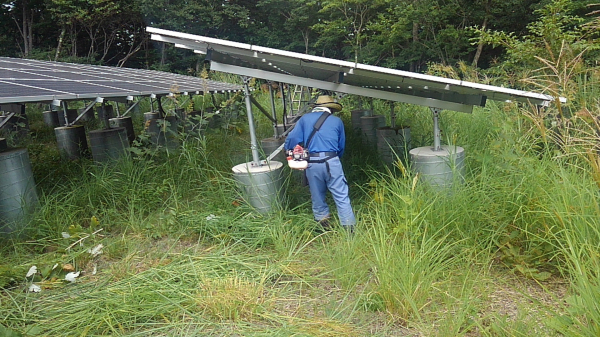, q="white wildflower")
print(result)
[26,266,37,278]
[61,232,71,238]
[87,244,104,257]
[65,271,80,282]
[206,214,218,221]
[28,284,41,293]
